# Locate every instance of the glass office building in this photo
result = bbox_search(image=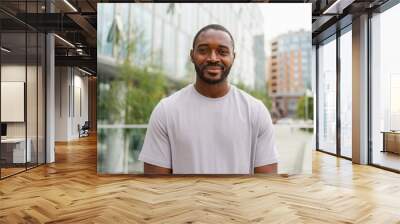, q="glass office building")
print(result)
[98,3,264,88]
